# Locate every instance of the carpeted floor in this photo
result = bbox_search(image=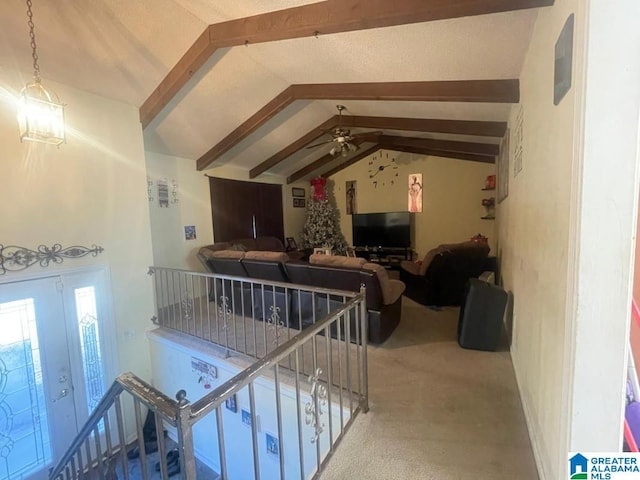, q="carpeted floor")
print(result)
[320,296,538,480]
